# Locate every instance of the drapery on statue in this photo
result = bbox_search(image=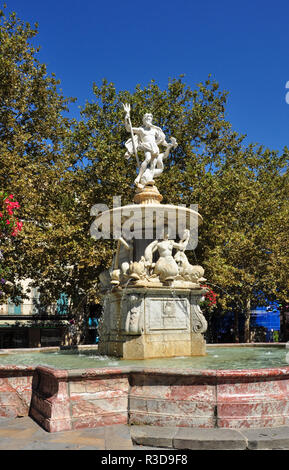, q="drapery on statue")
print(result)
[122,103,178,188]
